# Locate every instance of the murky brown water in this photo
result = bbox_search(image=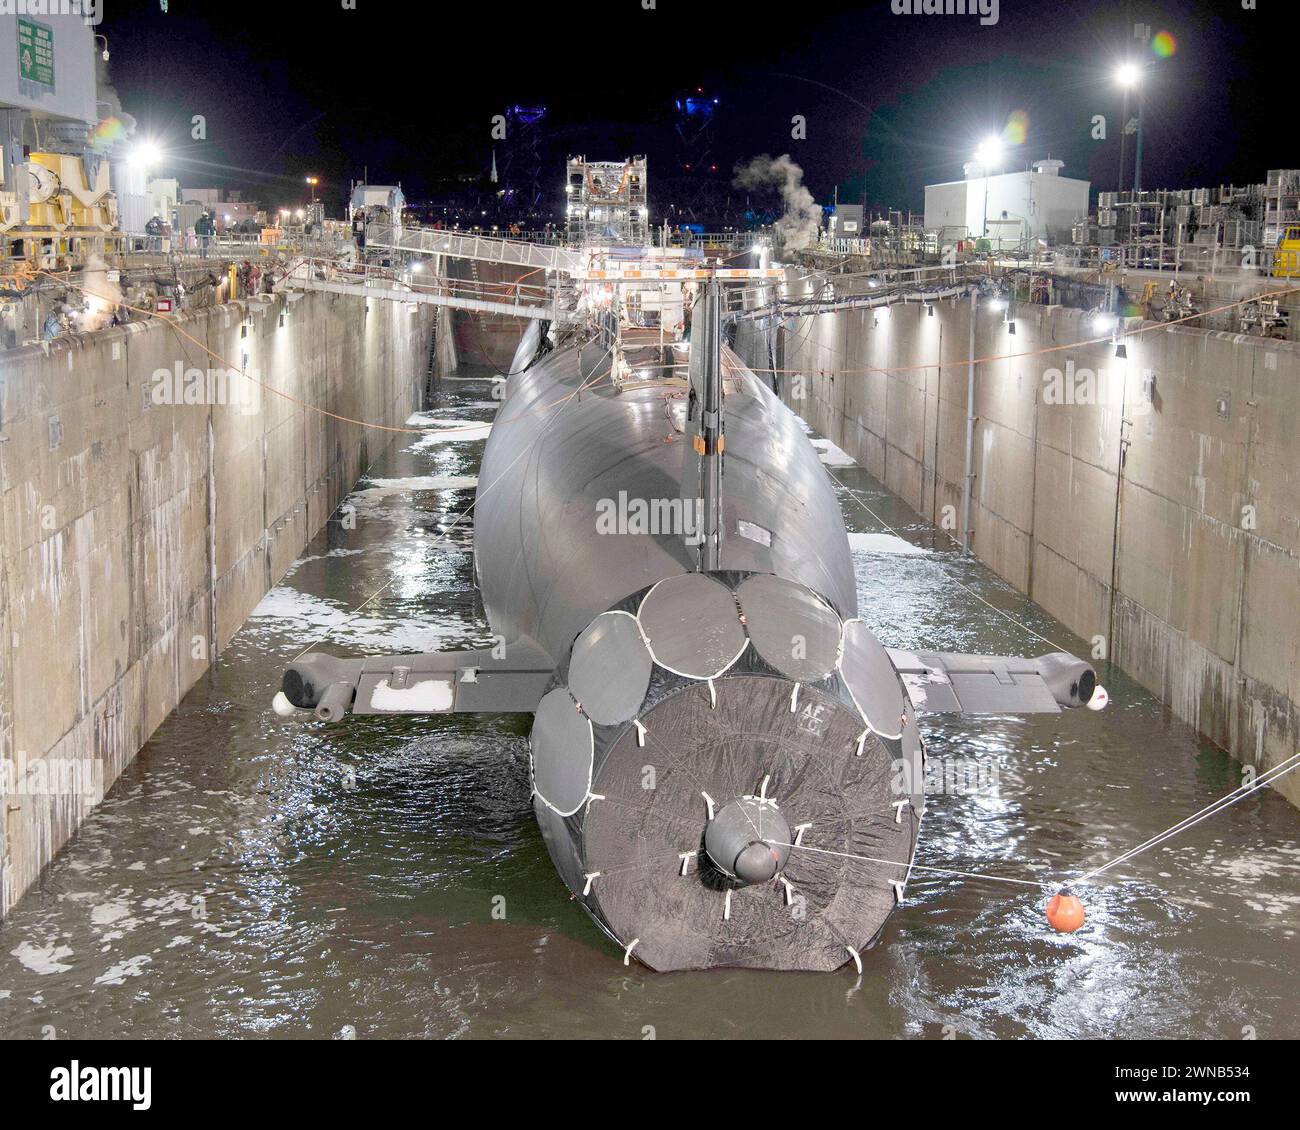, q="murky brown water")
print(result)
[2,367,1297,1040]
